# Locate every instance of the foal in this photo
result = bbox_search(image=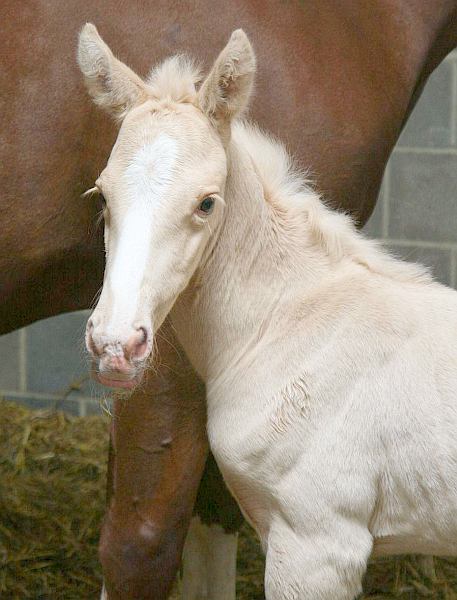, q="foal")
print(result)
[79,25,457,599]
